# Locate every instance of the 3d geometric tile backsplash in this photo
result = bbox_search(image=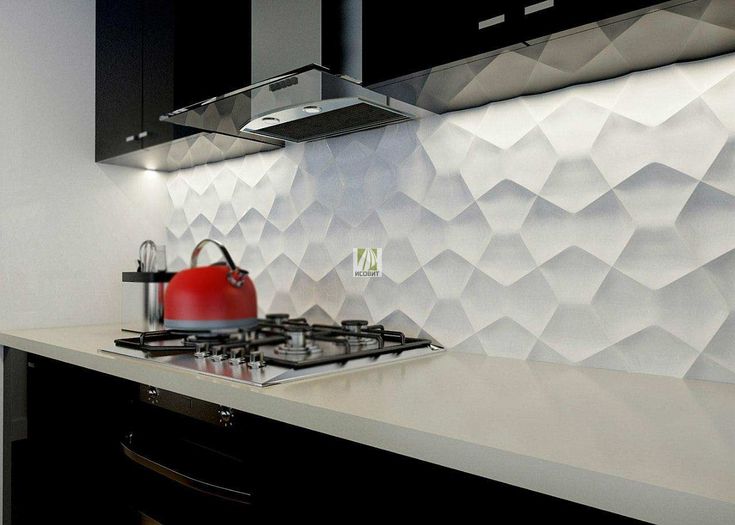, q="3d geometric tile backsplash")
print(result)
[166,52,735,384]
